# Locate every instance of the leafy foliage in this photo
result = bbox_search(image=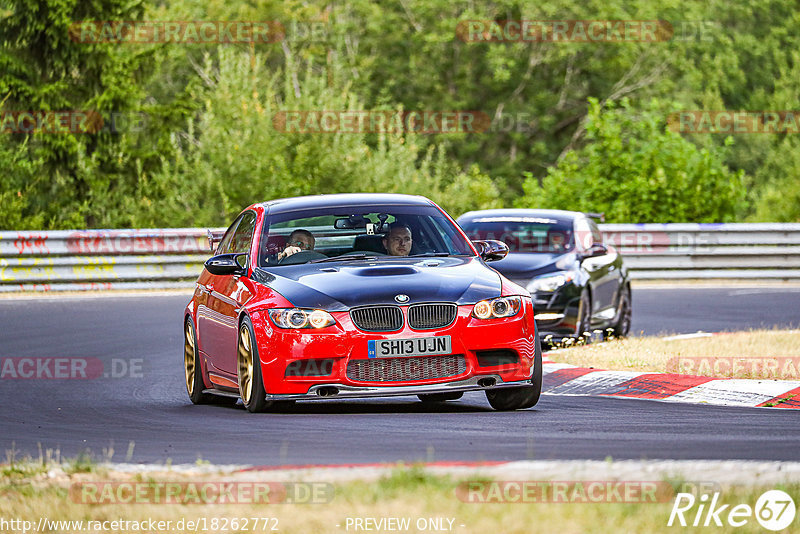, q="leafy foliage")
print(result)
[518,99,746,222]
[130,46,500,227]
[0,0,798,228]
